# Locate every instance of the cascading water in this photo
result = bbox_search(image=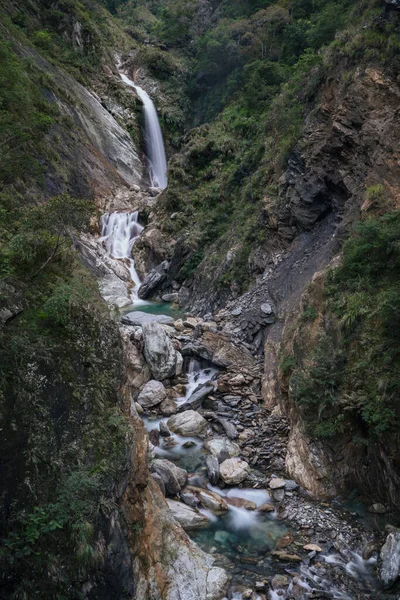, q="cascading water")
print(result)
[100,211,144,302]
[120,73,167,190]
